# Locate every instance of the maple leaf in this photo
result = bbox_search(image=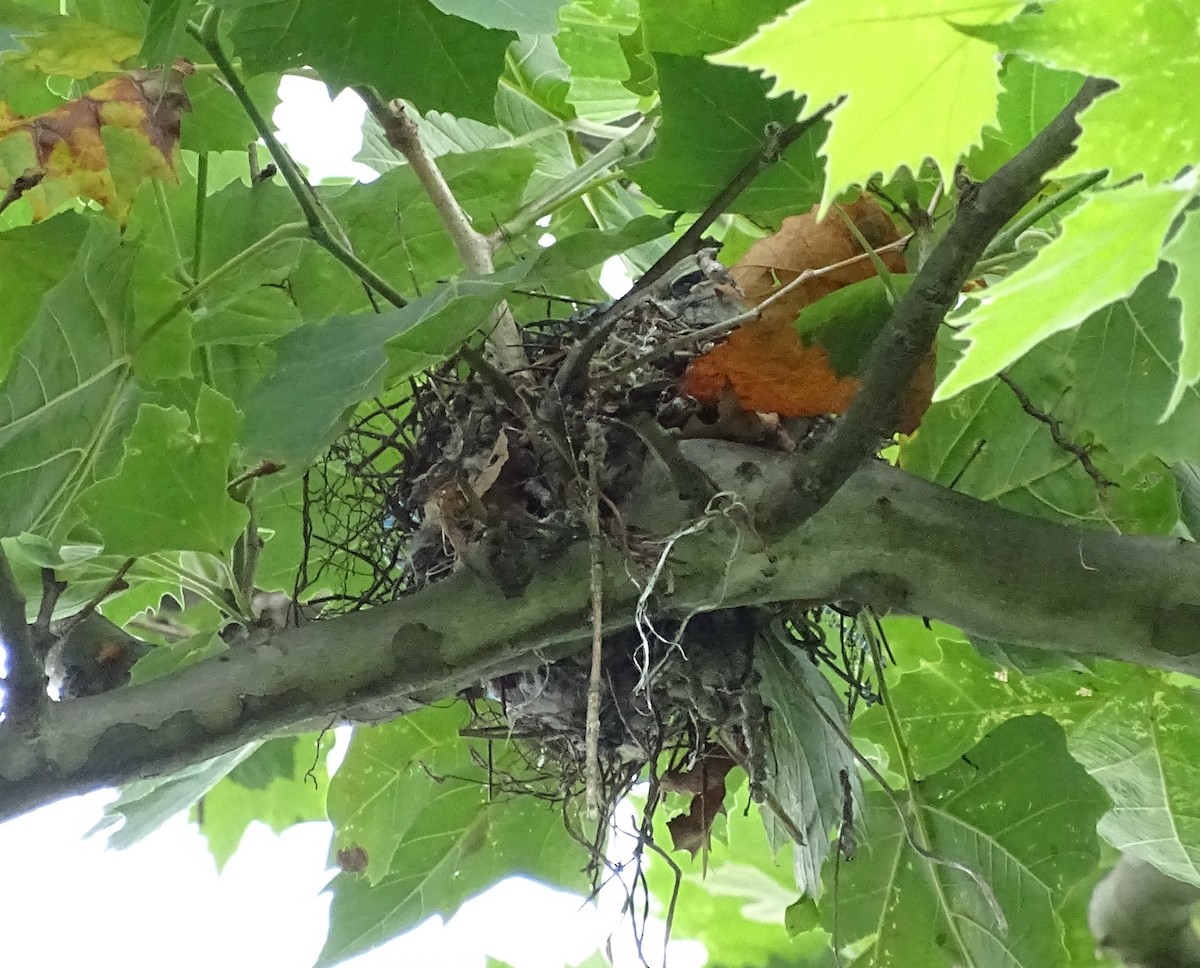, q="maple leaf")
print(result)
[0,63,191,225]
[682,195,933,434]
